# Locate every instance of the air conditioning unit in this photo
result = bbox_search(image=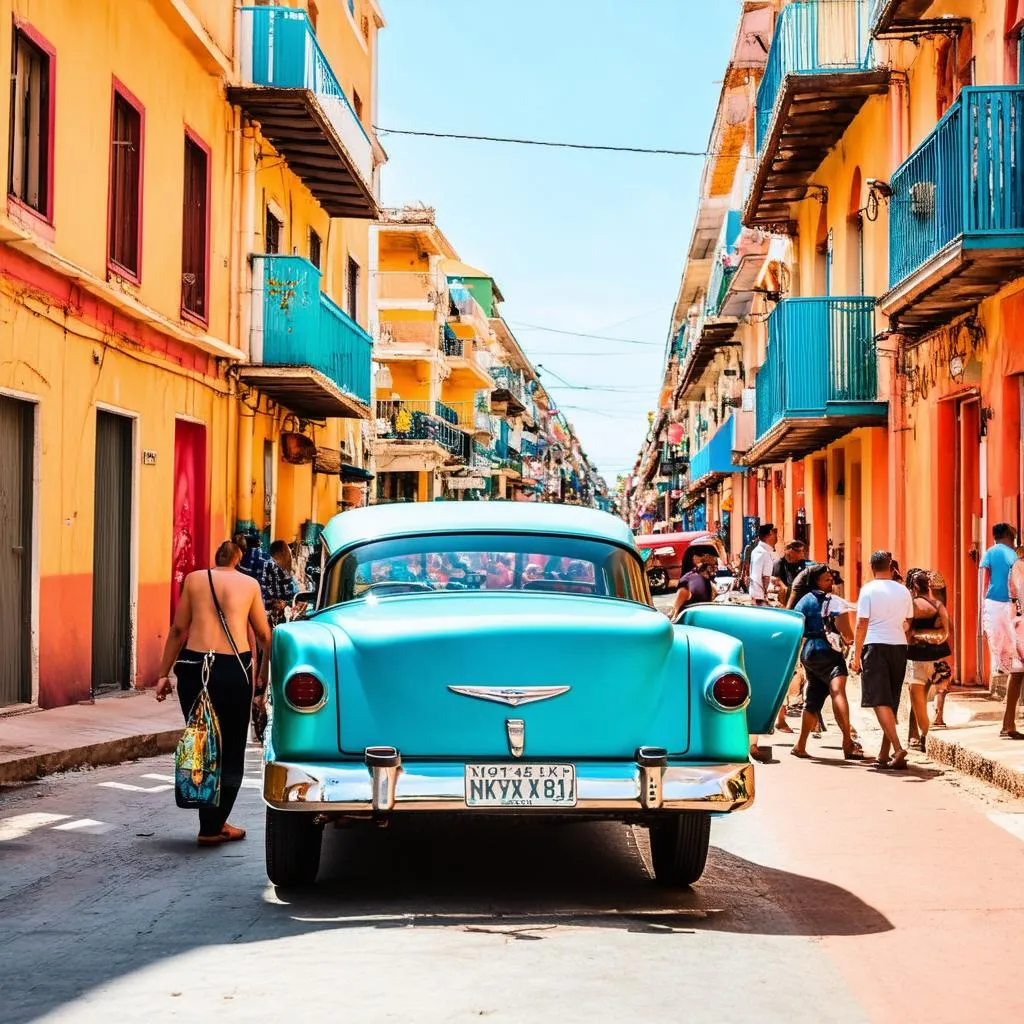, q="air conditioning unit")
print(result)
[910,181,936,218]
